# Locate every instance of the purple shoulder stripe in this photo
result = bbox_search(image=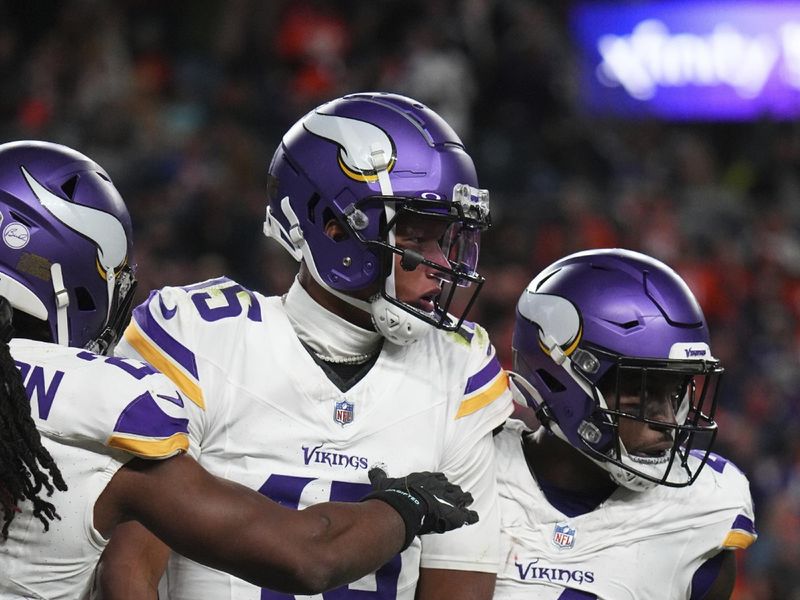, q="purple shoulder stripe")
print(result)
[133,293,199,379]
[732,514,756,534]
[460,320,476,343]
[464,353,502,395]
[114,392,189,438]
